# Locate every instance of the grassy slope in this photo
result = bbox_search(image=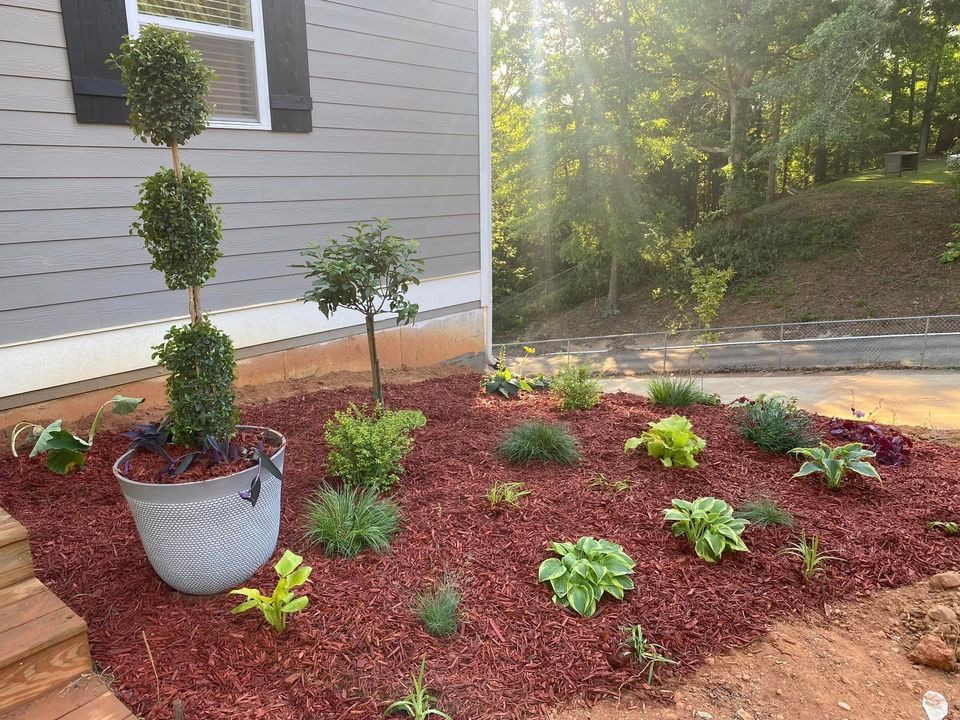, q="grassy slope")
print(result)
[515,160,960,341]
